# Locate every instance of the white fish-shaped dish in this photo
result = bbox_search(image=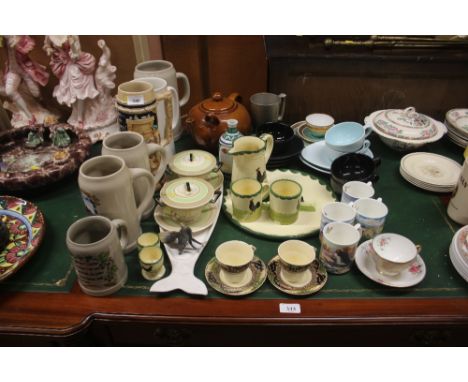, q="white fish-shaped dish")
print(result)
[150,186,223,296]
